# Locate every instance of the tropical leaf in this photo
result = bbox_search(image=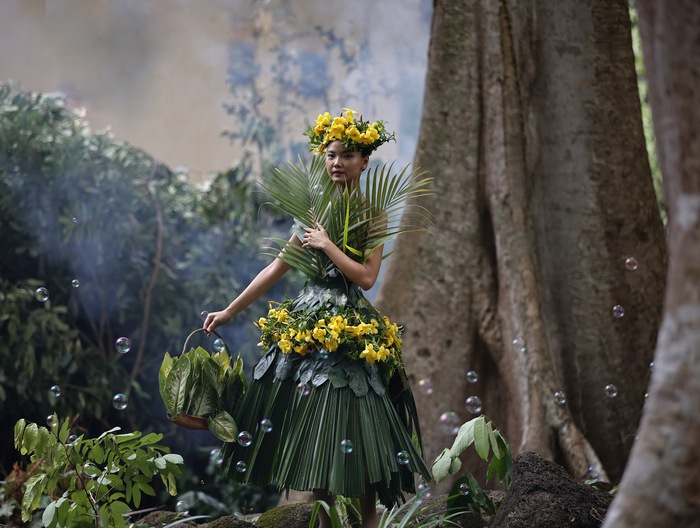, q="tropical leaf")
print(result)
[259,155,432,280]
